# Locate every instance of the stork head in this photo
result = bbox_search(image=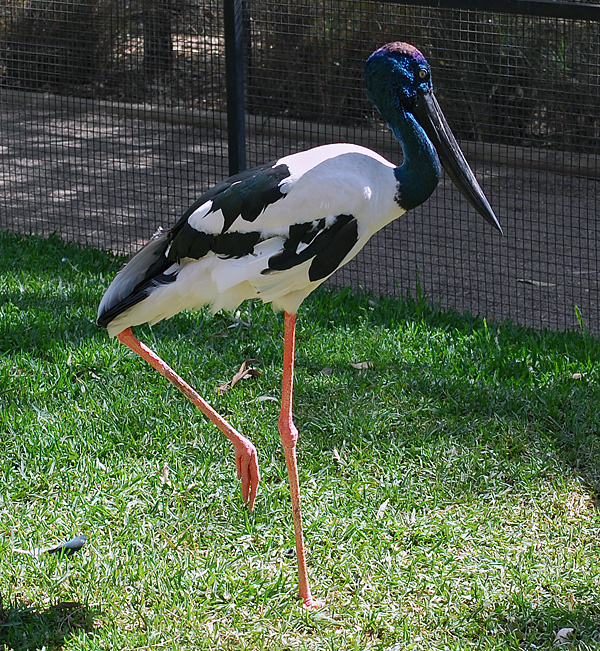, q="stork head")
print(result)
[364,42,433,111]
[364,42,502,233]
